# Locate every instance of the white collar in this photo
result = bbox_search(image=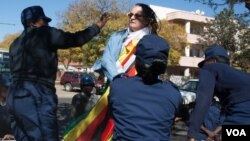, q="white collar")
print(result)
[122,27,150,46]
[127,27,151,37]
